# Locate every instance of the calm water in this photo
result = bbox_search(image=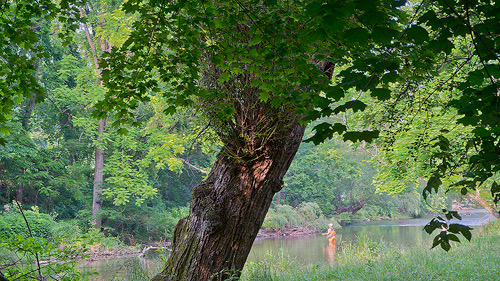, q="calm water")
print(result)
[80,209,496,279]
[248,209,495,264]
